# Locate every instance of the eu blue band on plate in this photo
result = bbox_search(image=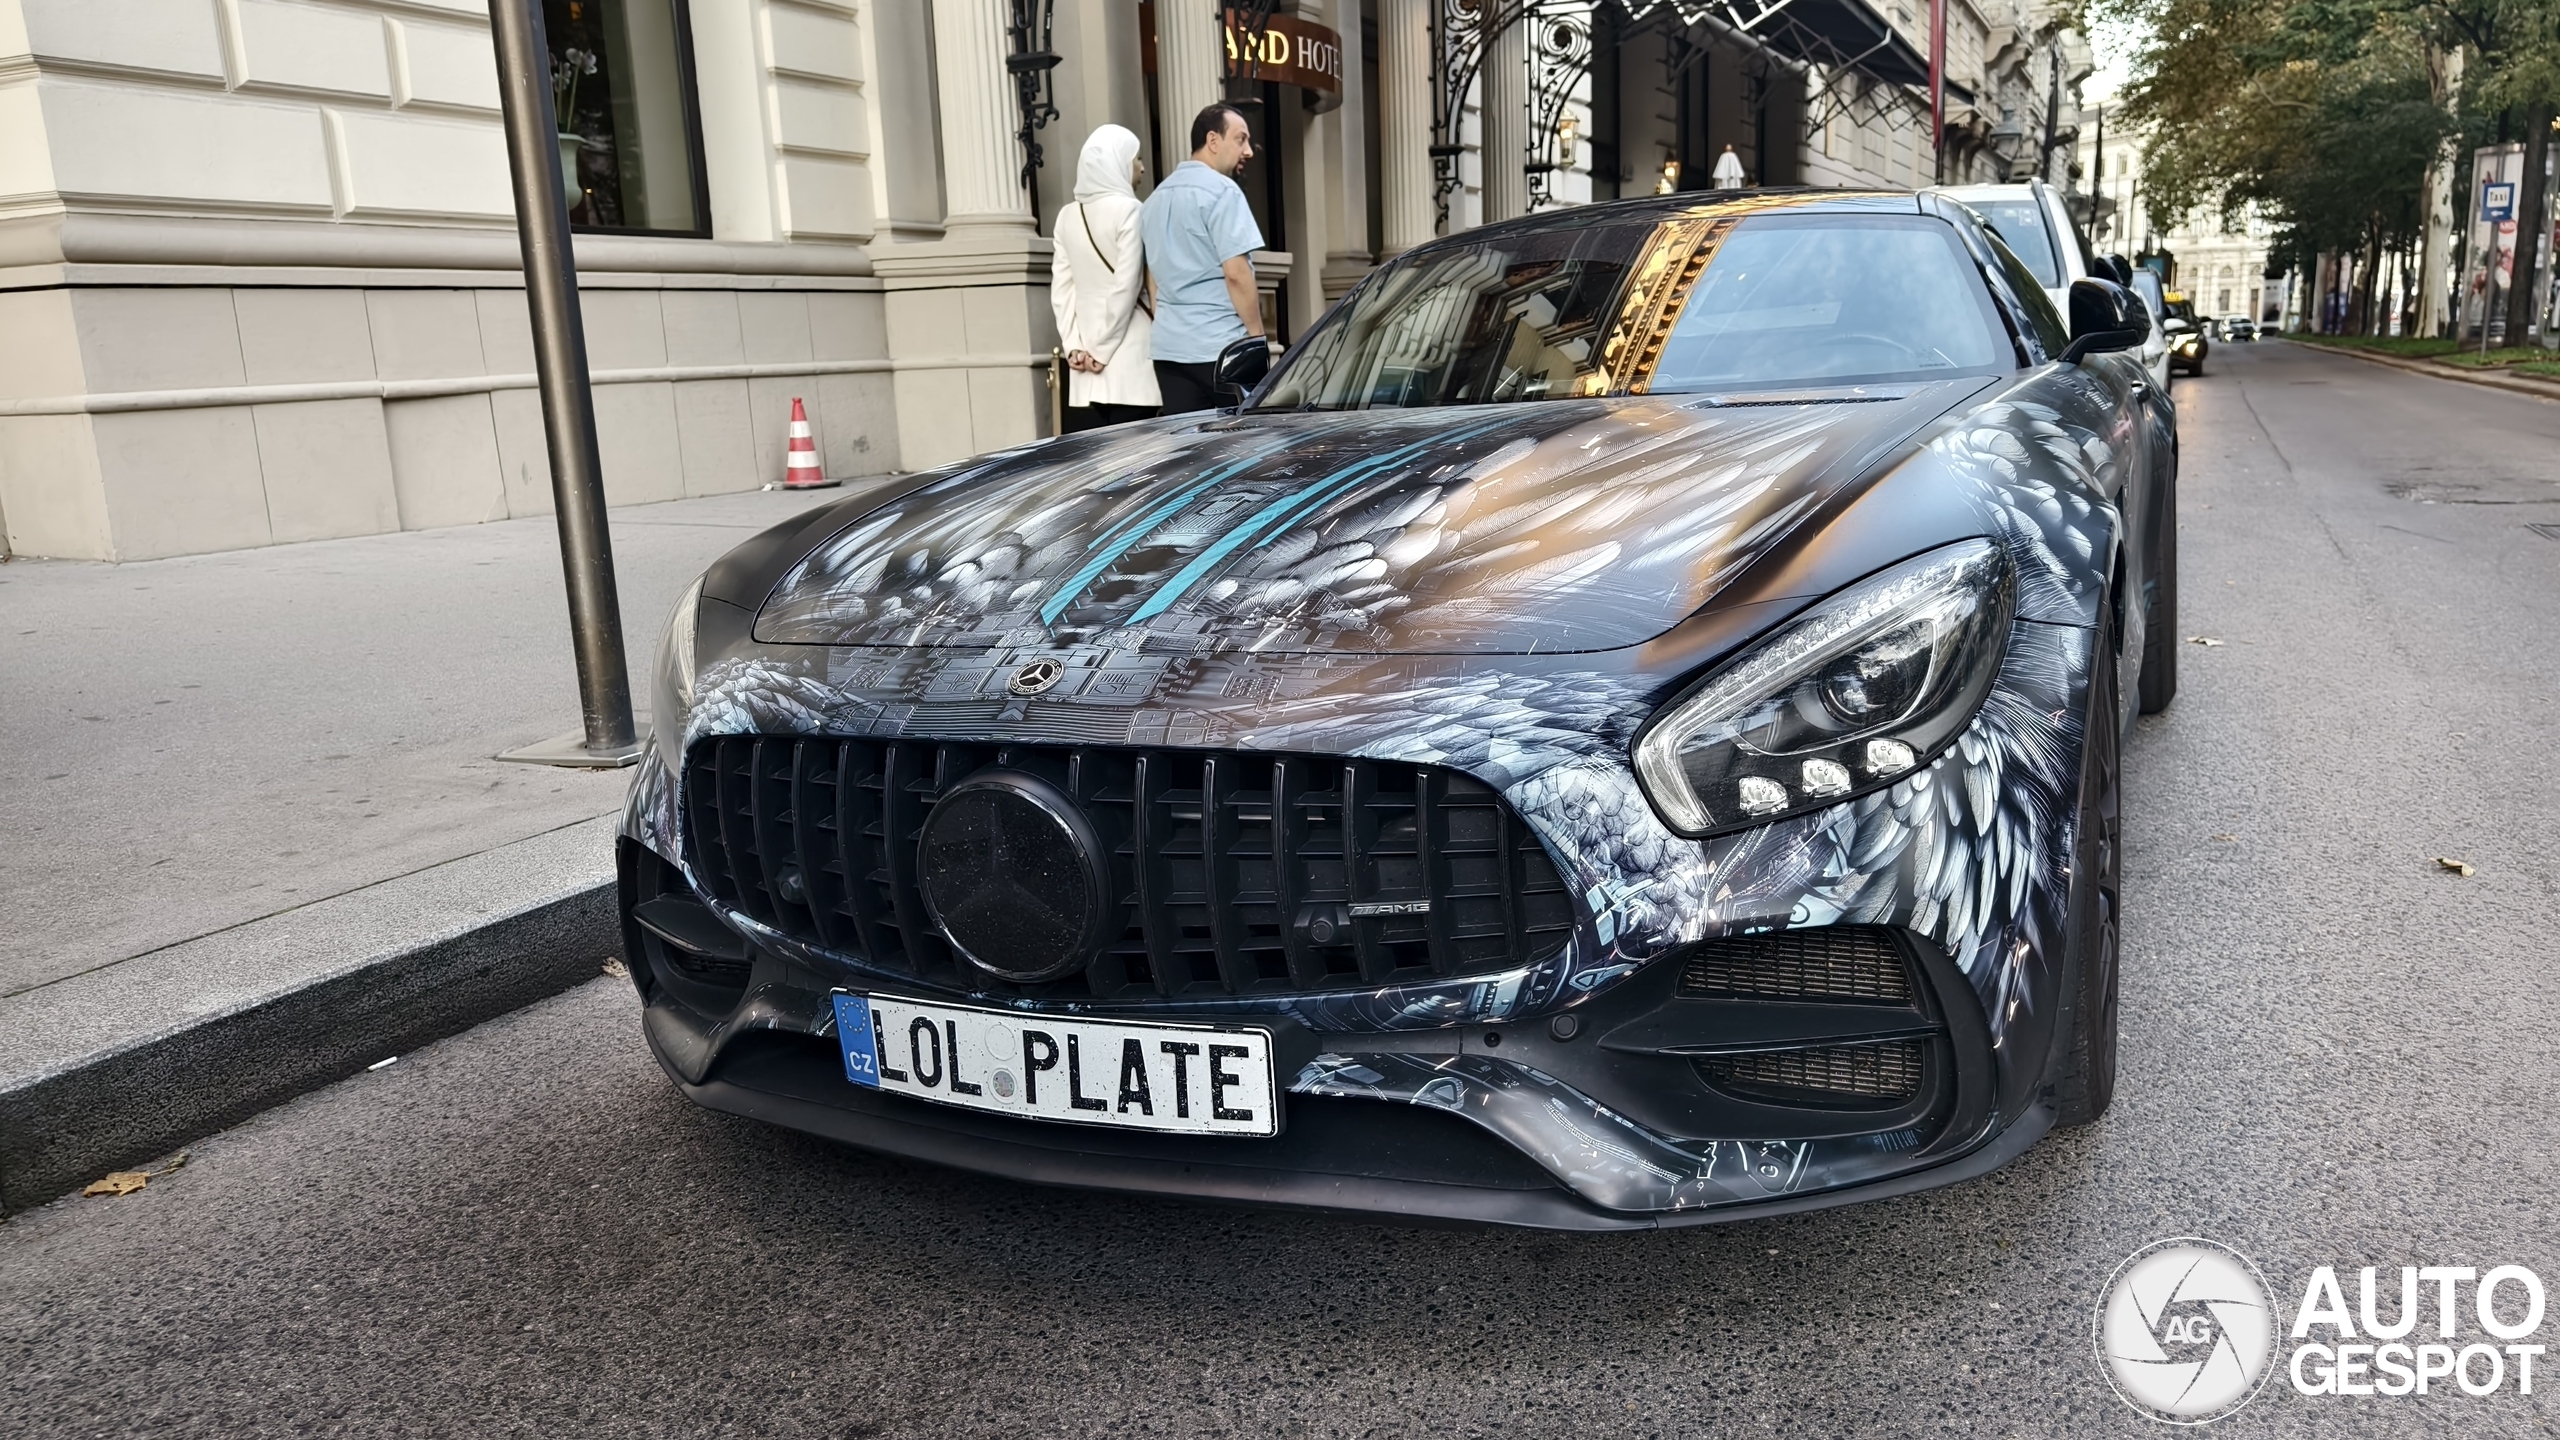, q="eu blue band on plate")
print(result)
[831,993,880,1088]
